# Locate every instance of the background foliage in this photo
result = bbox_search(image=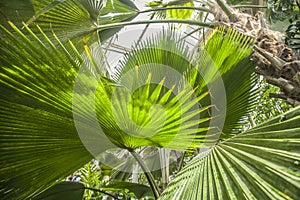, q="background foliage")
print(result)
[0,0,299,199]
